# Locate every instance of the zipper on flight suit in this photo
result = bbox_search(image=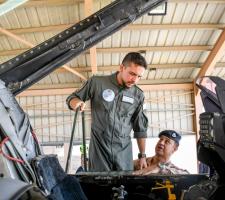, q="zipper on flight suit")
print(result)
[110,87,123,170]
